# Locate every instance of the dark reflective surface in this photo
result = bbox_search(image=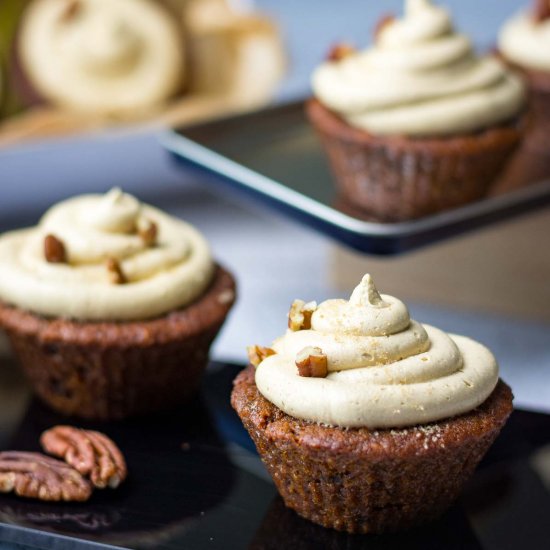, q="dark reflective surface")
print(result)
[250,497,482,550]
[0,359,549,549]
